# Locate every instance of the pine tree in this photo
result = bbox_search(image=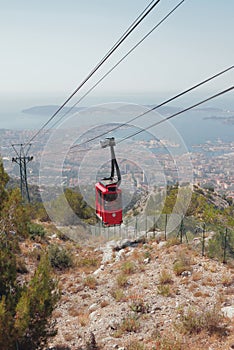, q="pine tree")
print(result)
[0,162,60,349]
